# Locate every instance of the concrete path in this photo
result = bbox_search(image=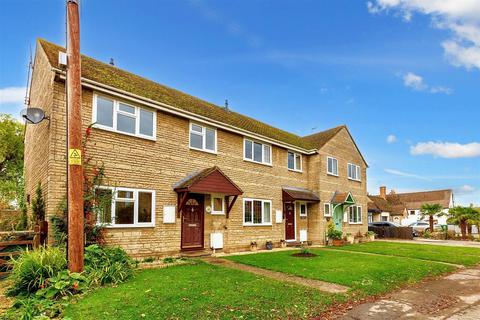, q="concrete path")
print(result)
[202,257,349,294]
[378,239,480,248]
[341,266,480,319]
